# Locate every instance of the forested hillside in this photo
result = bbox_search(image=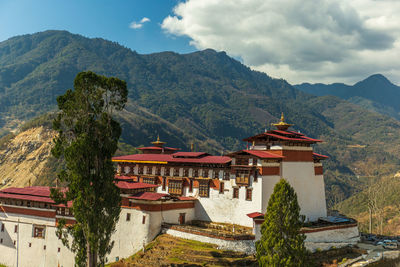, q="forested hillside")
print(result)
[1,30,400,207]
[296,74,400,120]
